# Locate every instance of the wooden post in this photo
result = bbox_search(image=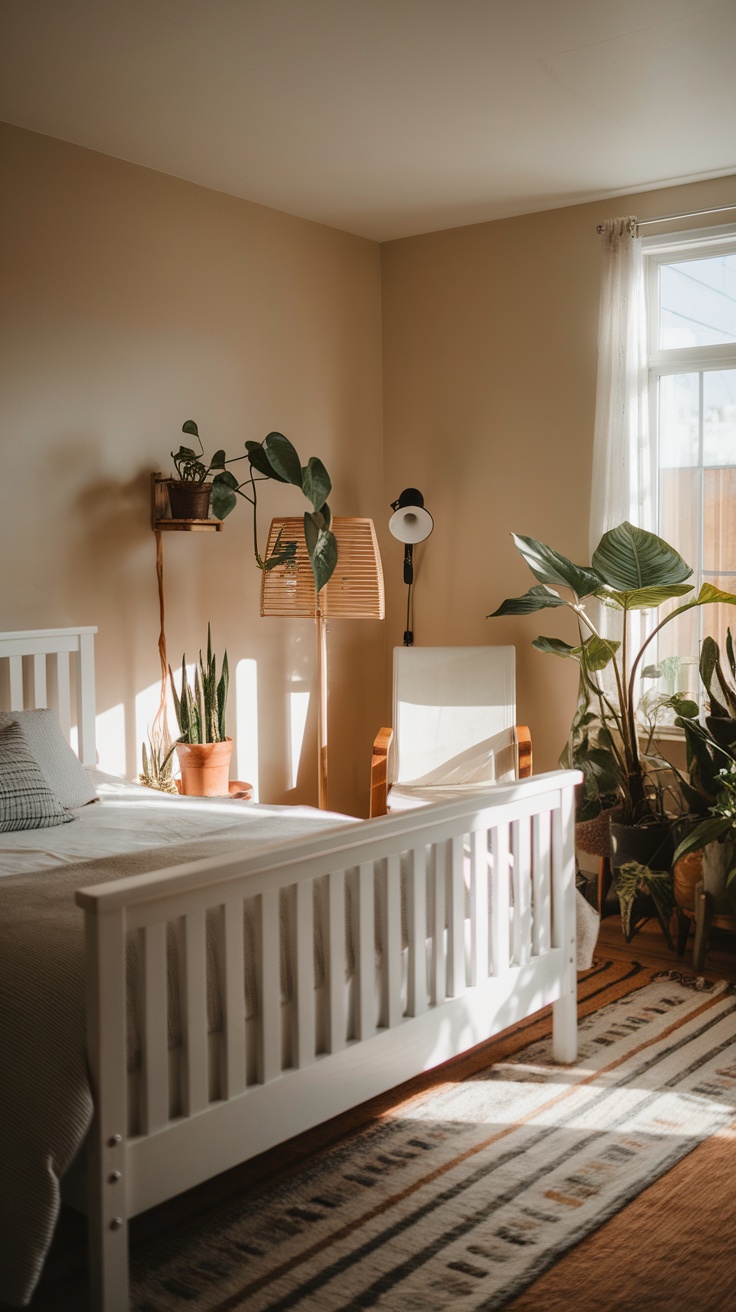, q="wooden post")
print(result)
[316,609,328,810]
